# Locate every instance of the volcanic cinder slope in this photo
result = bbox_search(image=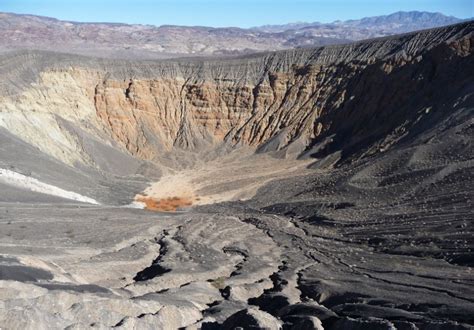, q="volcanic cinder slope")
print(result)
[0,22,473,329]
